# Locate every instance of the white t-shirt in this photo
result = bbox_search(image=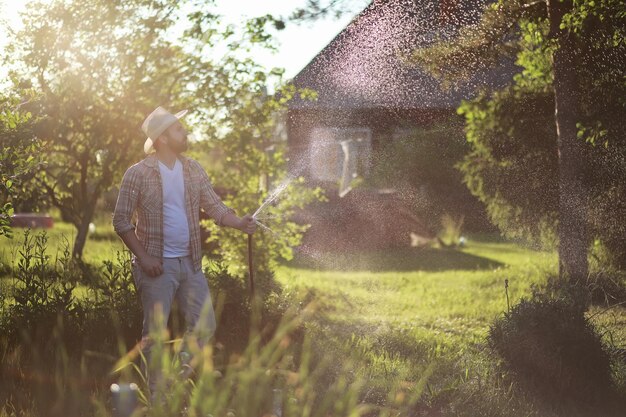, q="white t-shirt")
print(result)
[158,158,191,257]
